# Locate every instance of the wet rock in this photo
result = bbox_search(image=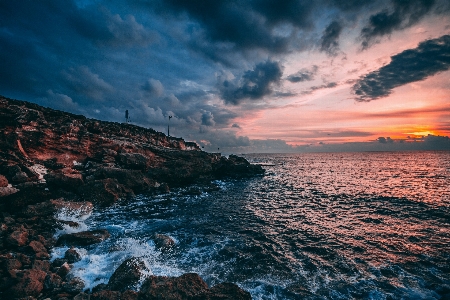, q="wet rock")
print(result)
[51,258,67,270]
[107,257,151,292]
[78,179,127,206]
[7,227,29,247]
[62,277,85,294]
[205,282,252,300]
[91,290,122,300]
[32,259,50,272]
[153,234,175,250]
[64,247,82,263]
[139,273,209,300]
[10,269,46,298]
[0,186,19,197]
[44,273,62,290]
[0,174,8,187]
[56,262,71,278]
[92,283,107,293]
[56,229,110,246]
